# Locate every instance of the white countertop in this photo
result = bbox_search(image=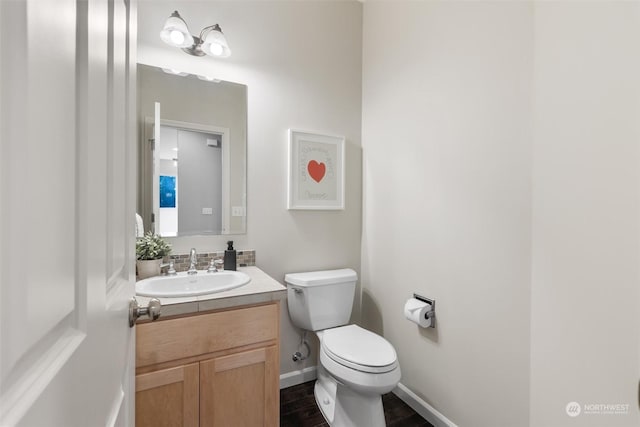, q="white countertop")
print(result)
[136,266,286,321]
